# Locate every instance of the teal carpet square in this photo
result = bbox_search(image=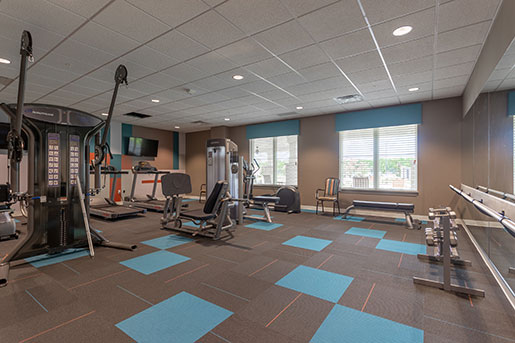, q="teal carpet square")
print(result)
[311,304,423,343]
[245,222,283,231]
[120,250,190,275]
[282,235,332,252]
[142,235,193,250]
[345,227,386,239]
[376,239,426,256]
